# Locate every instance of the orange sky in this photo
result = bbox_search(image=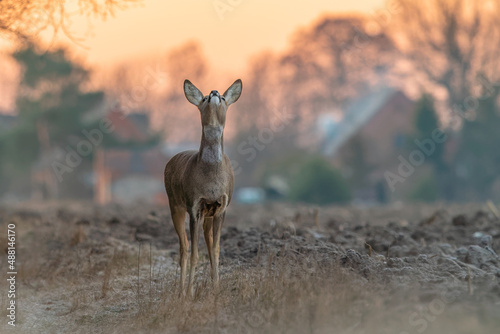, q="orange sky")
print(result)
[0,0,387,111]
[55,0,385,72]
